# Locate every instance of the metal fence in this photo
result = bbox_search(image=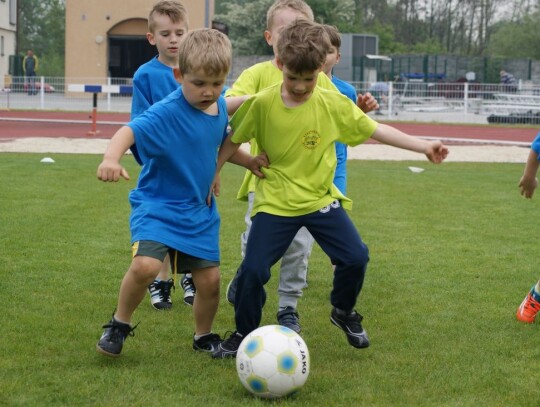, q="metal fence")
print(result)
[3,75,540,124]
